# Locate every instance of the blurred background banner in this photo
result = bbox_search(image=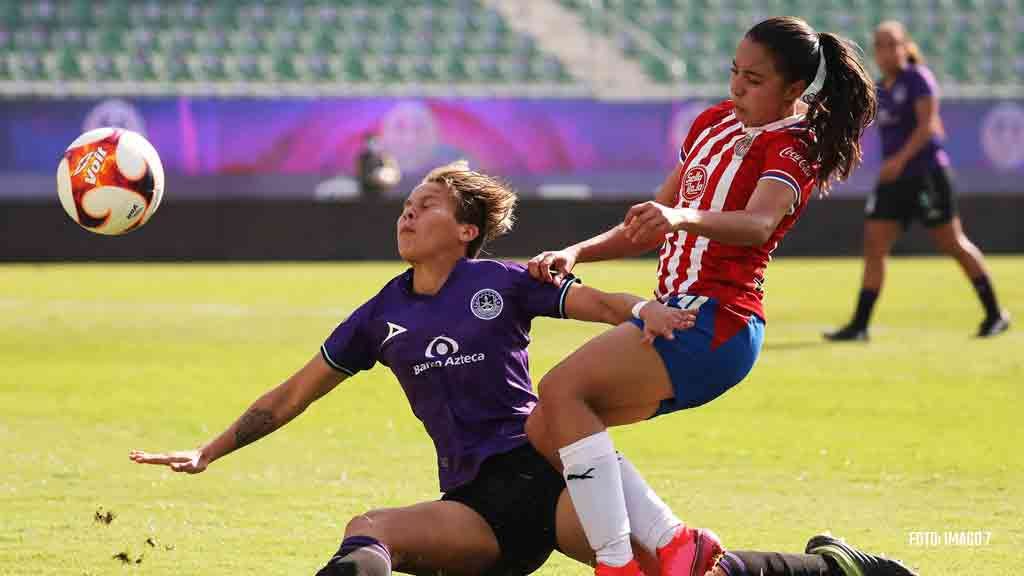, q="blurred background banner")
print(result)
[2,0,1022,257]
[3,97,1024,199]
